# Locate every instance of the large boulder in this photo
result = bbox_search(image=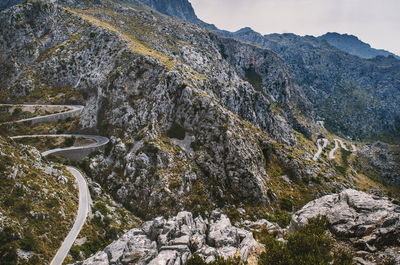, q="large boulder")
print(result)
[76,211,260,265]
[290,189,400,251]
